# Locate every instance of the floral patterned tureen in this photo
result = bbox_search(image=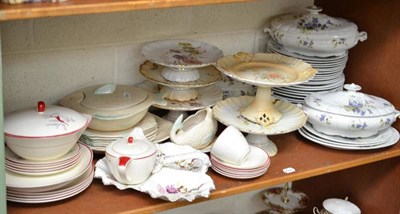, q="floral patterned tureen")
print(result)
[302,83,399,138]
[264,5,367,57]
